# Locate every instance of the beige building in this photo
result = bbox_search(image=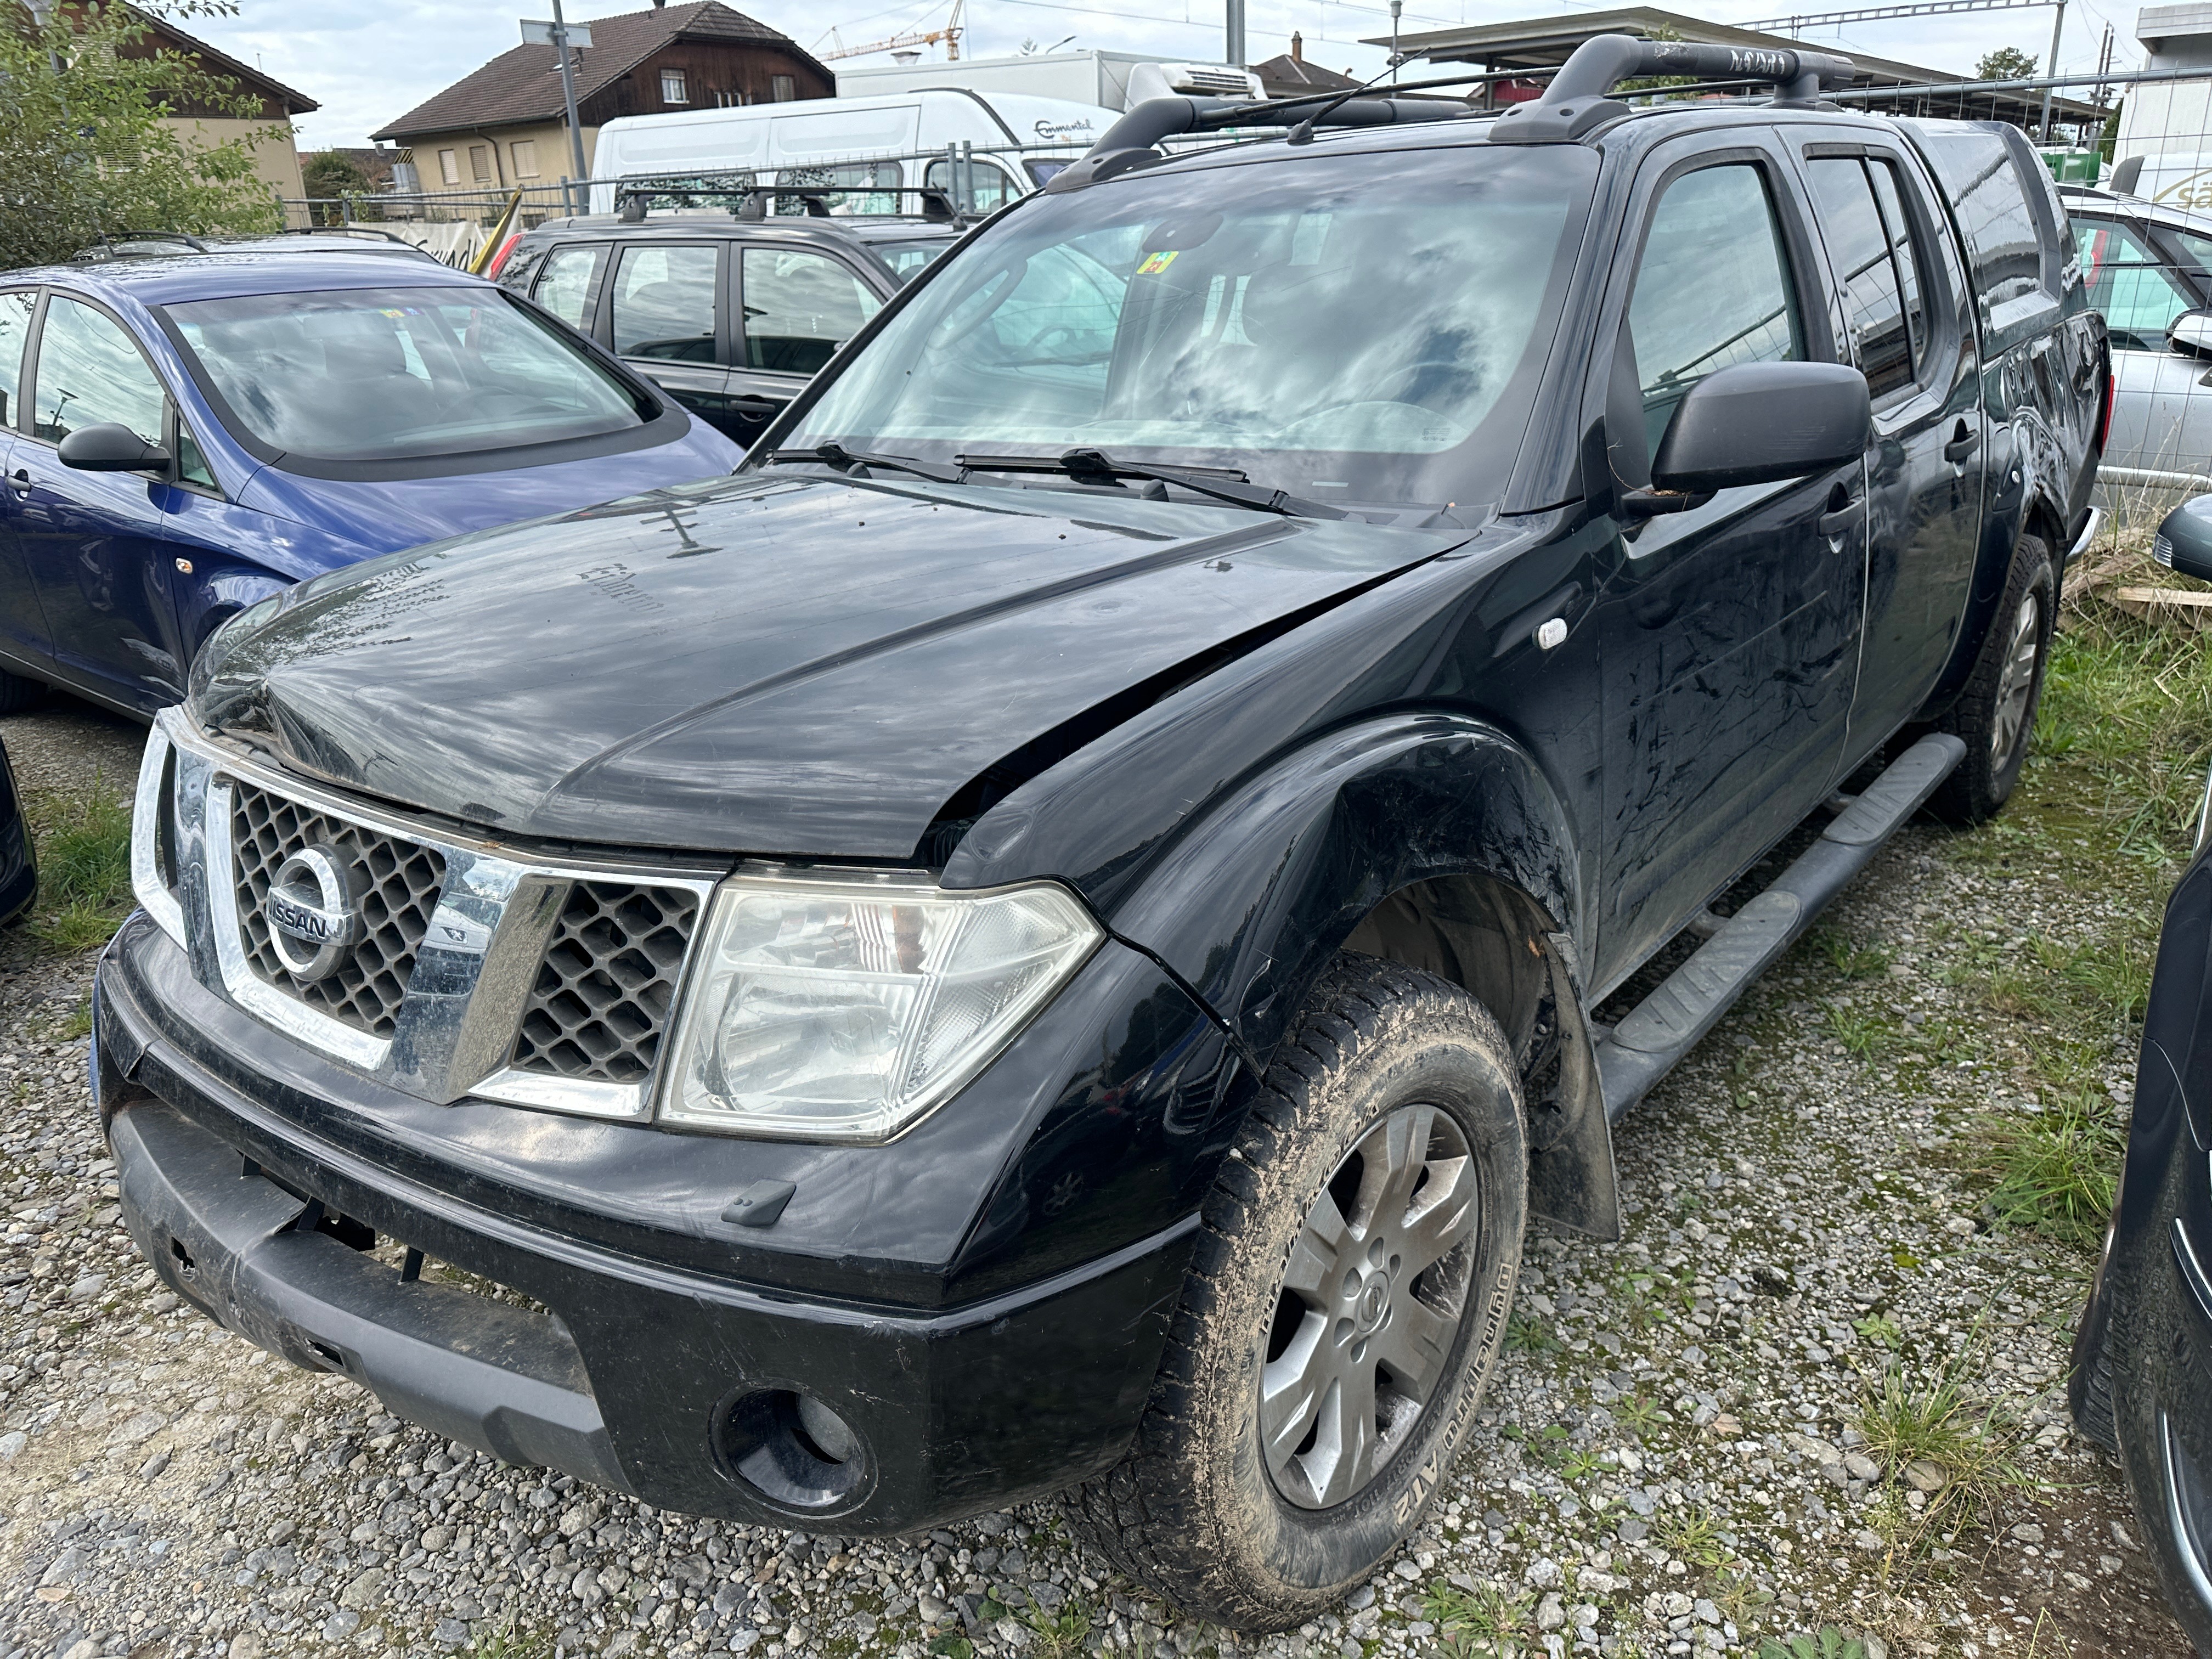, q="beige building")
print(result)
[374,1,832,194]
[127,11,317,200]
